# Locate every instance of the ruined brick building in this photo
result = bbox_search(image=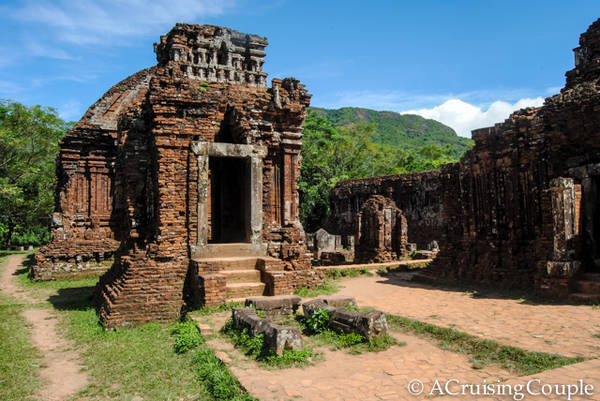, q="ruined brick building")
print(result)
[33,24,322,327]
[331,18,600,301]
